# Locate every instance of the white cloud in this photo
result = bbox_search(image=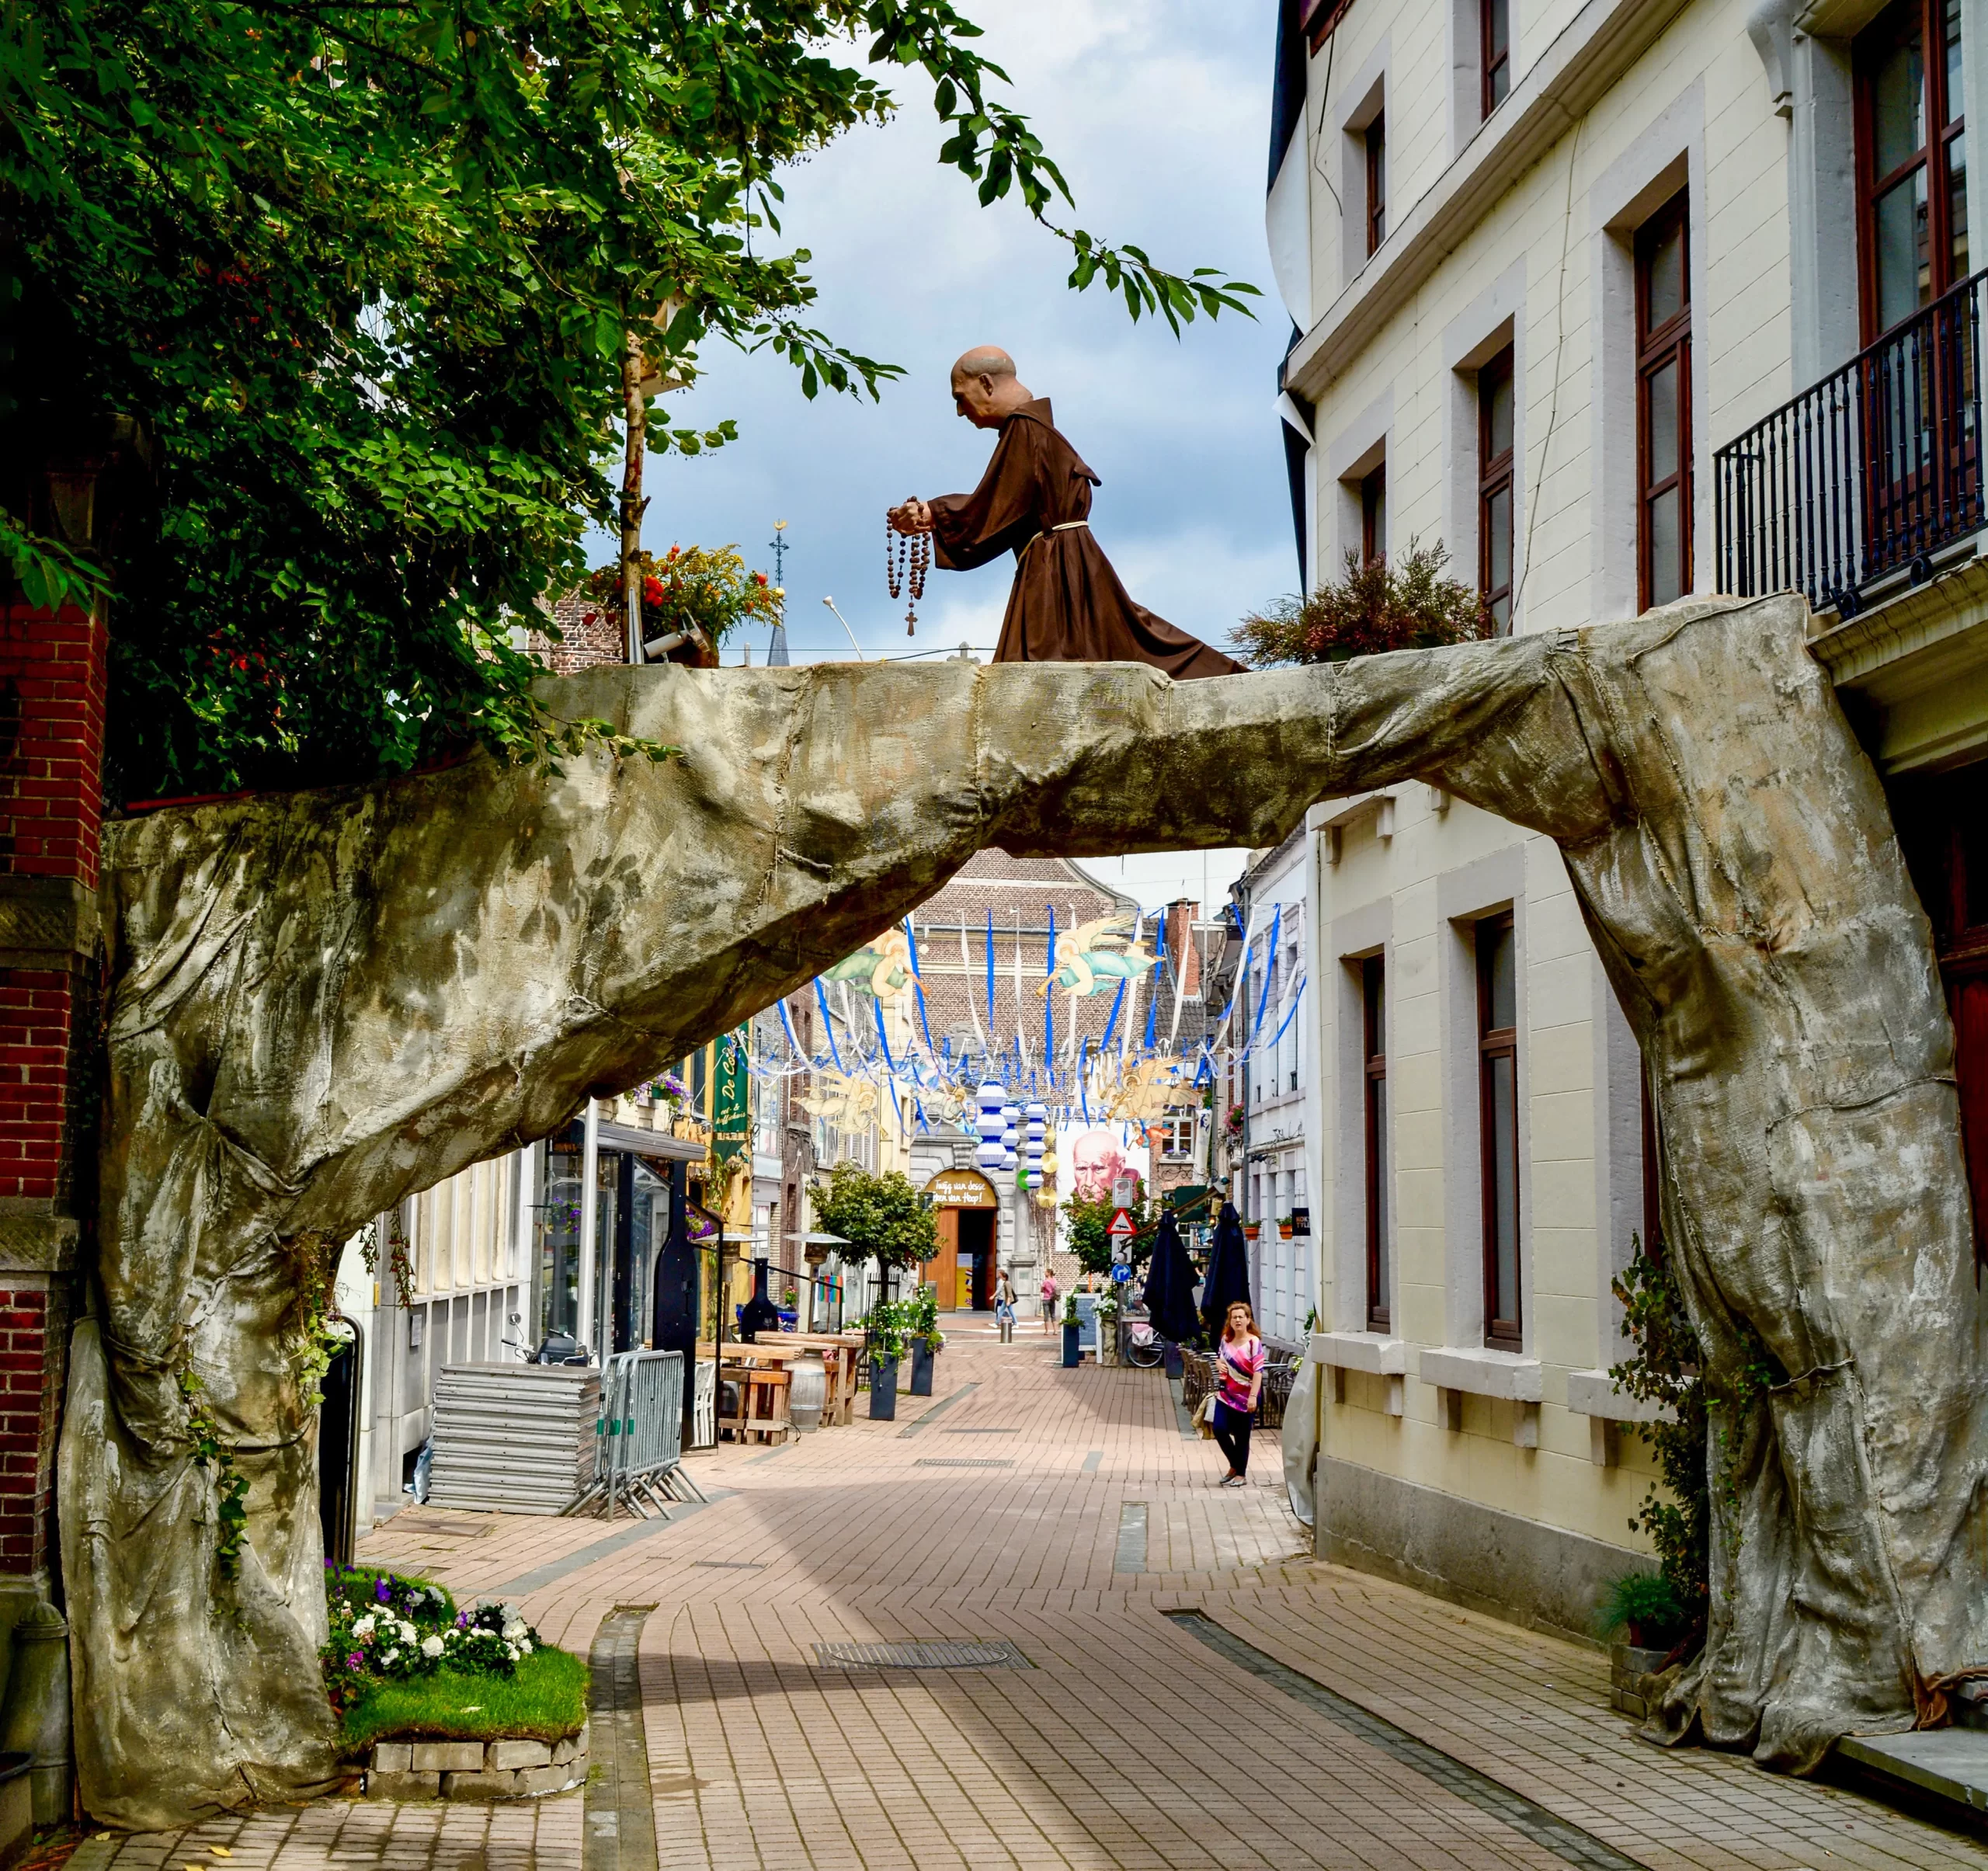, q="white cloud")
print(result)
[614,0,1295,667]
